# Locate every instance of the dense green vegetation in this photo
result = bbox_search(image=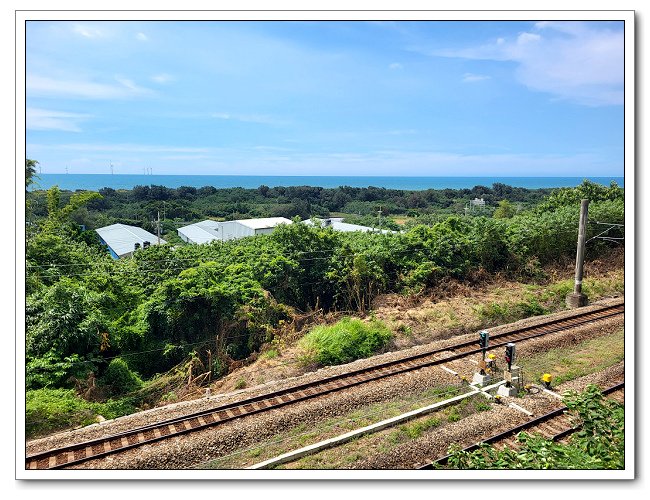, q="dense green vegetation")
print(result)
[27,179,558,235]
[443,385,624,469]
[25,159,624,435]
[298,317,393,366]
[26,388,137,437]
